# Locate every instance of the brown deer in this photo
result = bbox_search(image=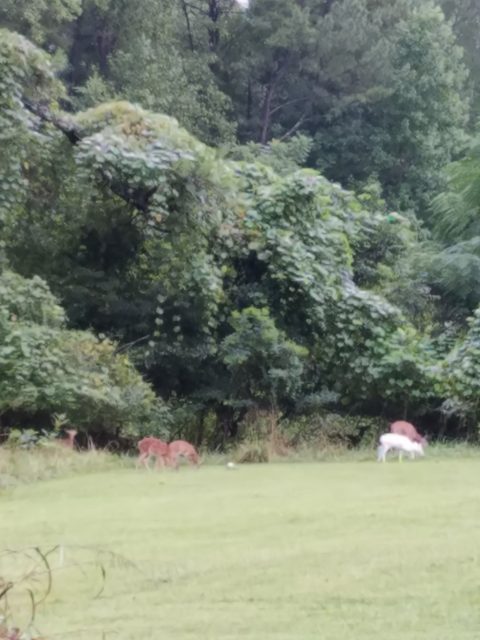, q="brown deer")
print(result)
[168,440,200,470]
[137,436,170,470]
[390,421,427,446]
